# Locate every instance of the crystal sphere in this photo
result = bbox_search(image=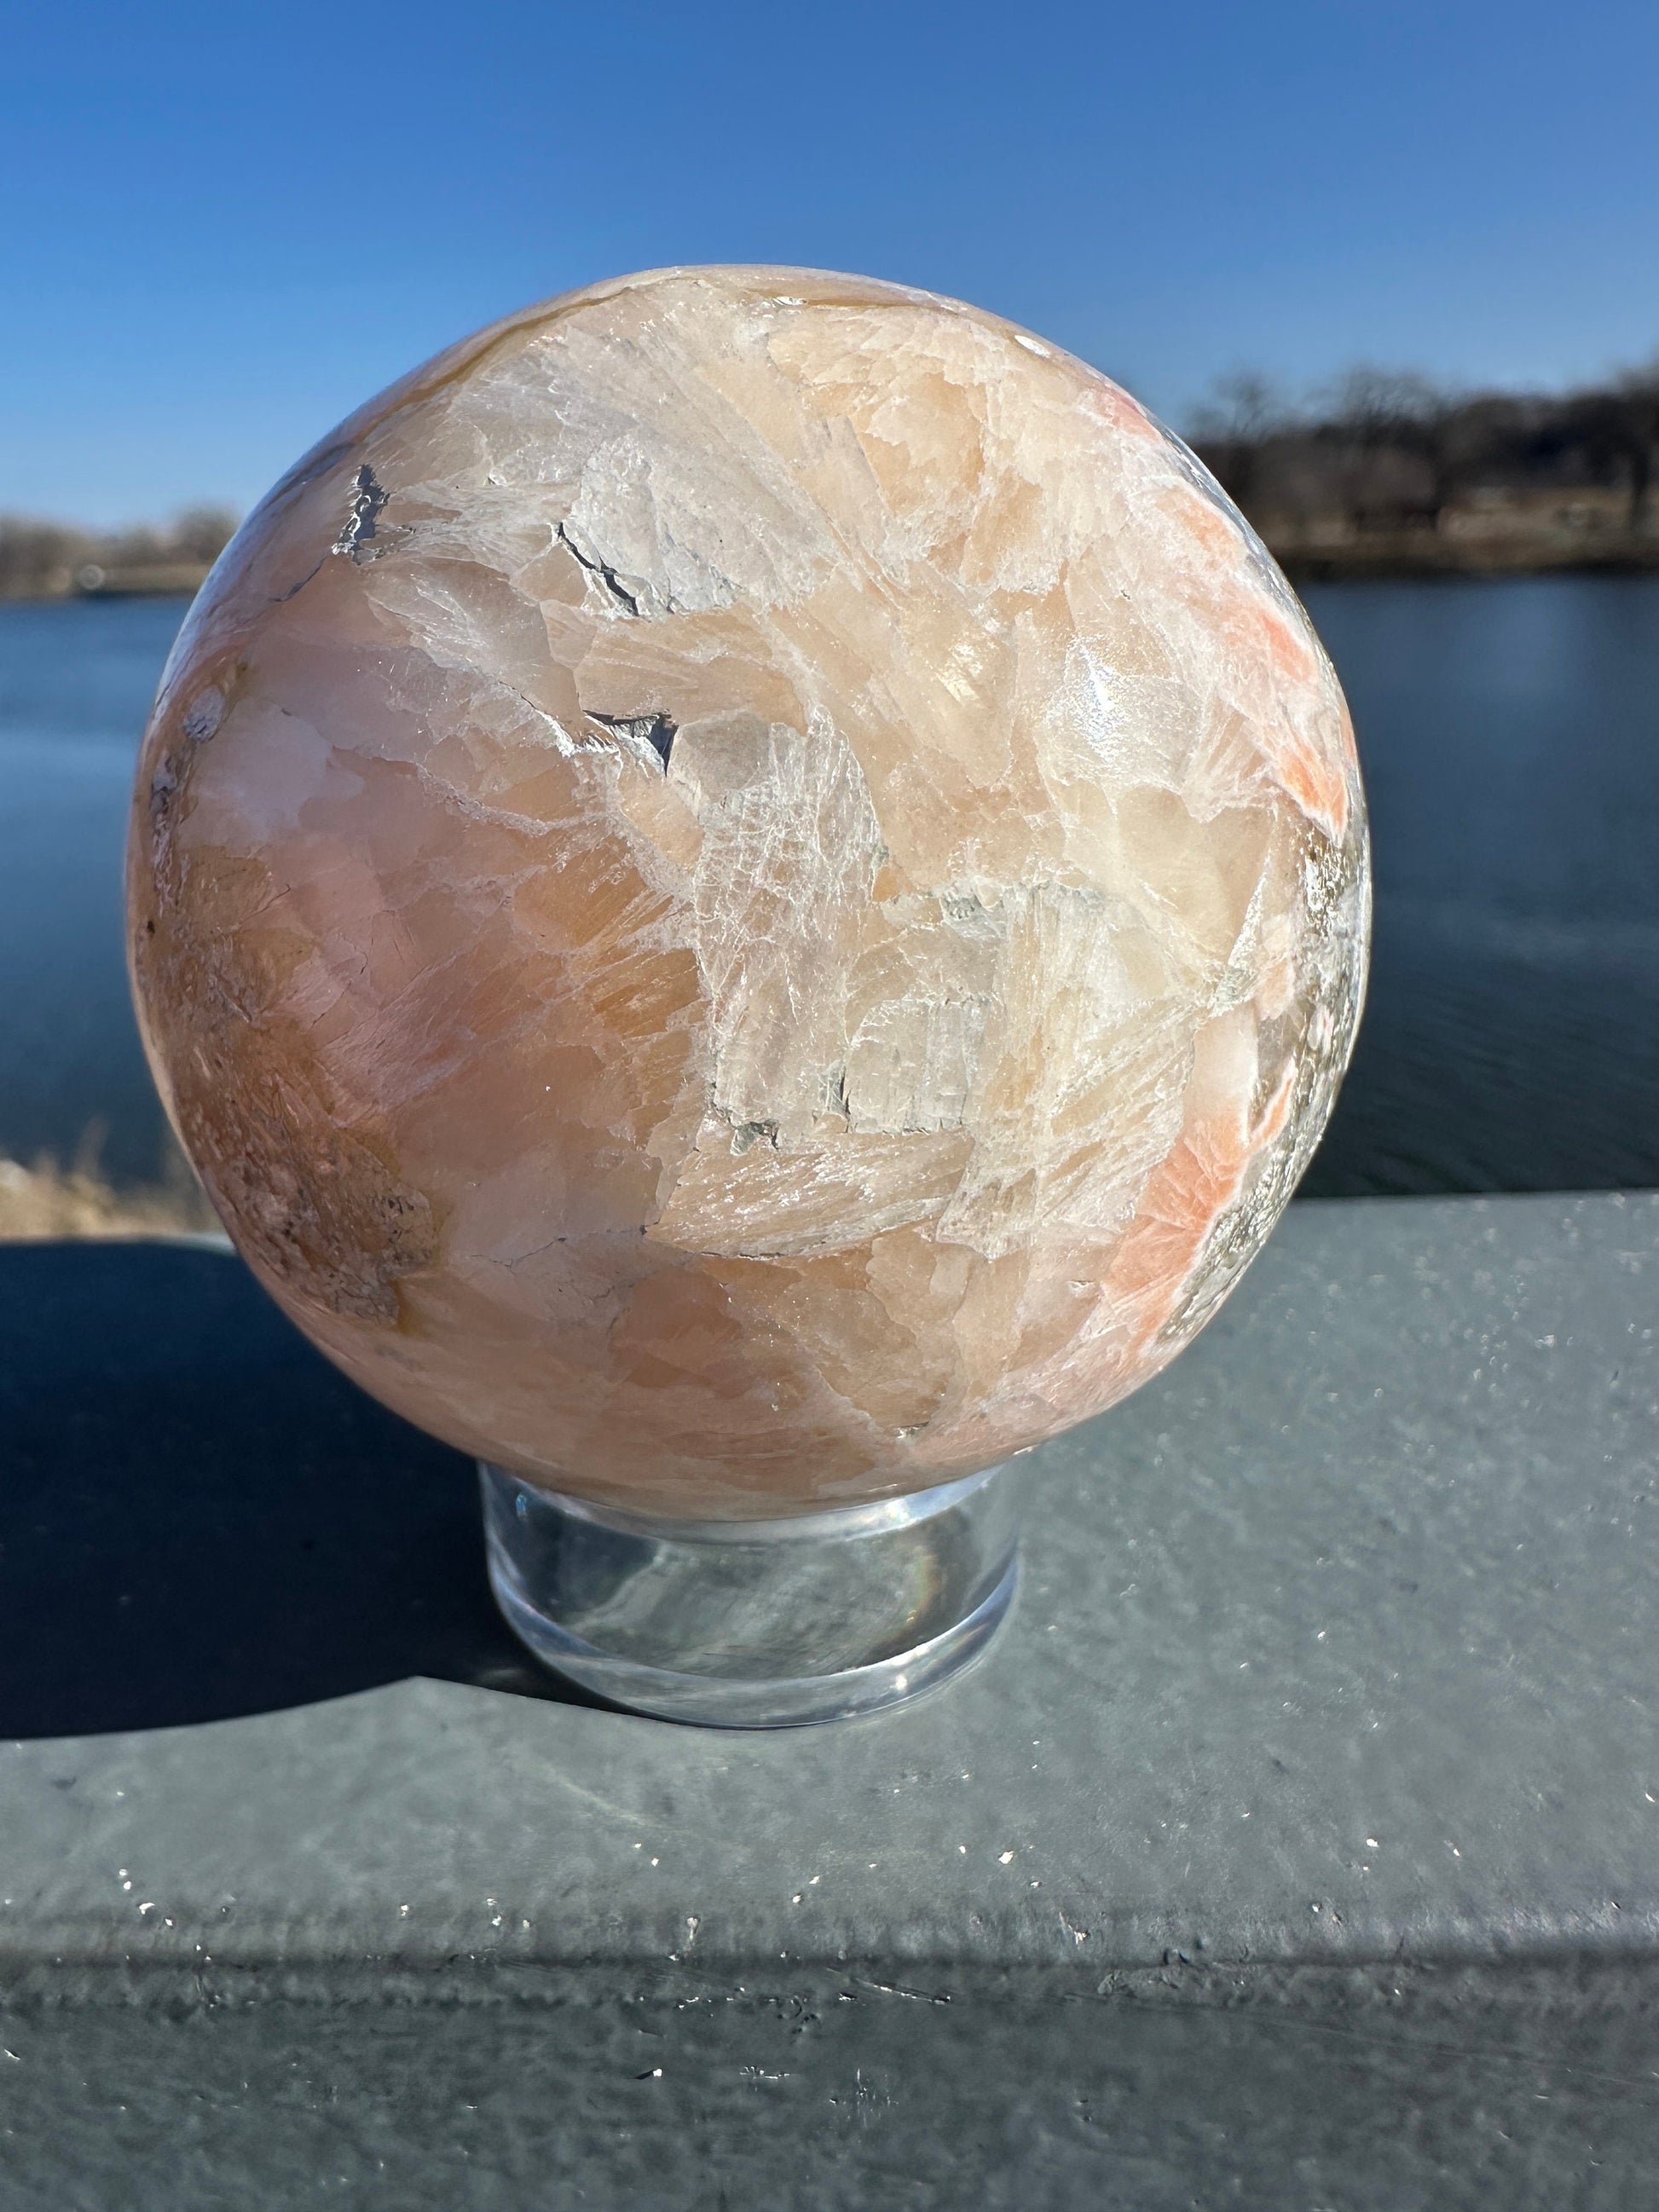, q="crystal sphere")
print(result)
[129,267,1368,1519]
